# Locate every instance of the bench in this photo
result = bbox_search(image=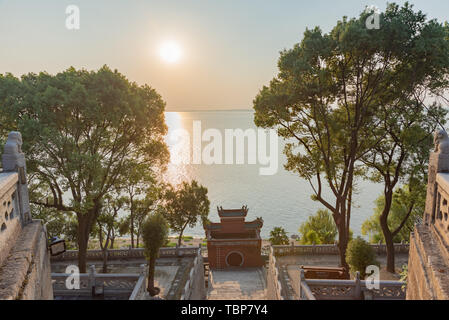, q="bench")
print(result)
[300,265,350,280]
